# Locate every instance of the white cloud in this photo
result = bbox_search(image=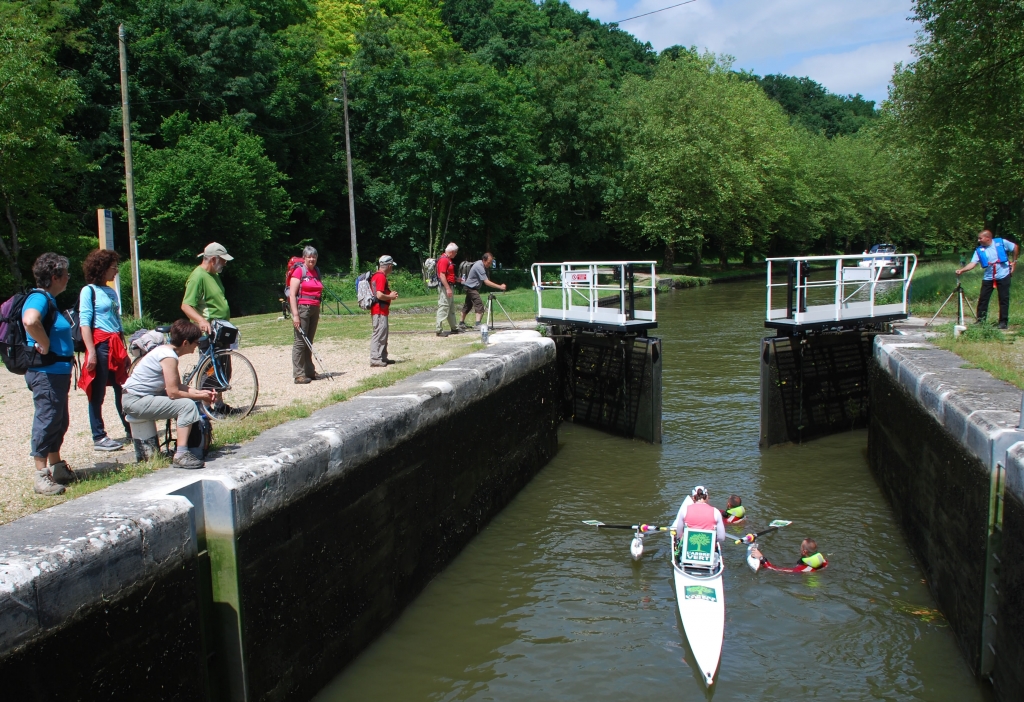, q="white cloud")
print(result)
[788,40,914,99]
[567,0,919,102]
